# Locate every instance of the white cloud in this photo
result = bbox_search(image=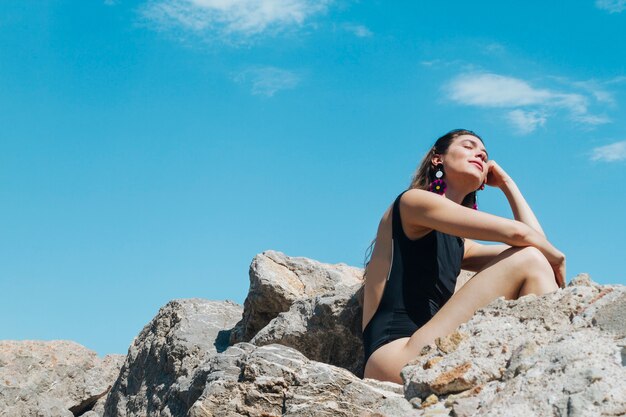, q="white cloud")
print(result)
[447,73,586,111]
[596,0,626,13]
[482,42,506,55]
[445,72,612,134]
[590,141,626,162]
[233,66,300,96]
[343,23,372,38]
[140,0,332,42]
[506,110,547,135]
[575,114,612,125]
